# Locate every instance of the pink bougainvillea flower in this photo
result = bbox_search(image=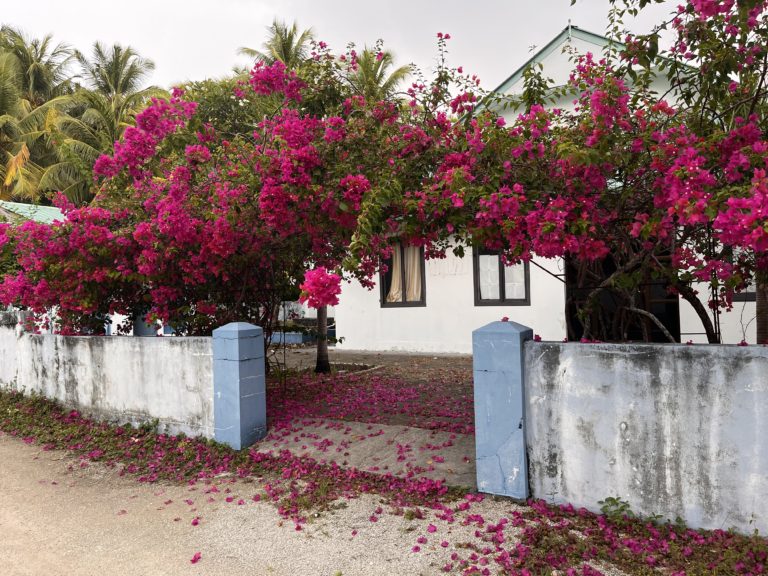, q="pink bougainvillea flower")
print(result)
[298,267,342,308]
